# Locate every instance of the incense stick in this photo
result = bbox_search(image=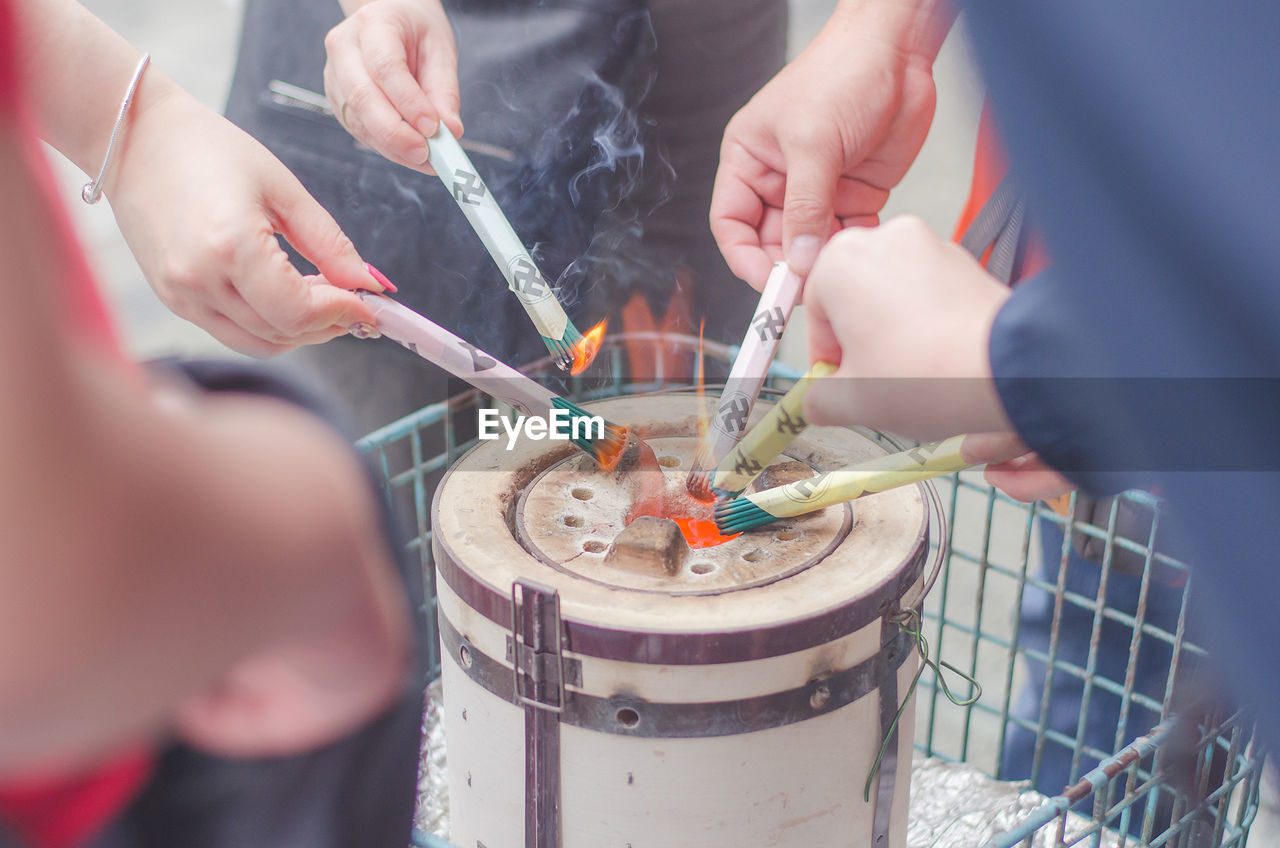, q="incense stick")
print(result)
[687,262,803,496]
[426,125,583,370]
[356,292,627,467]
[707,361,836,499]
[714,435,972,532]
